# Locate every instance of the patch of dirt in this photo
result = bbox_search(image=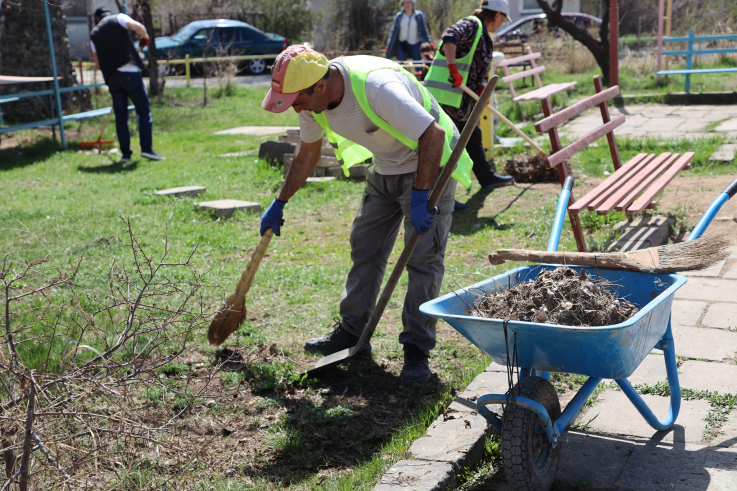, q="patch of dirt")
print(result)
[473,266,639,326]
[503,152,560,183]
